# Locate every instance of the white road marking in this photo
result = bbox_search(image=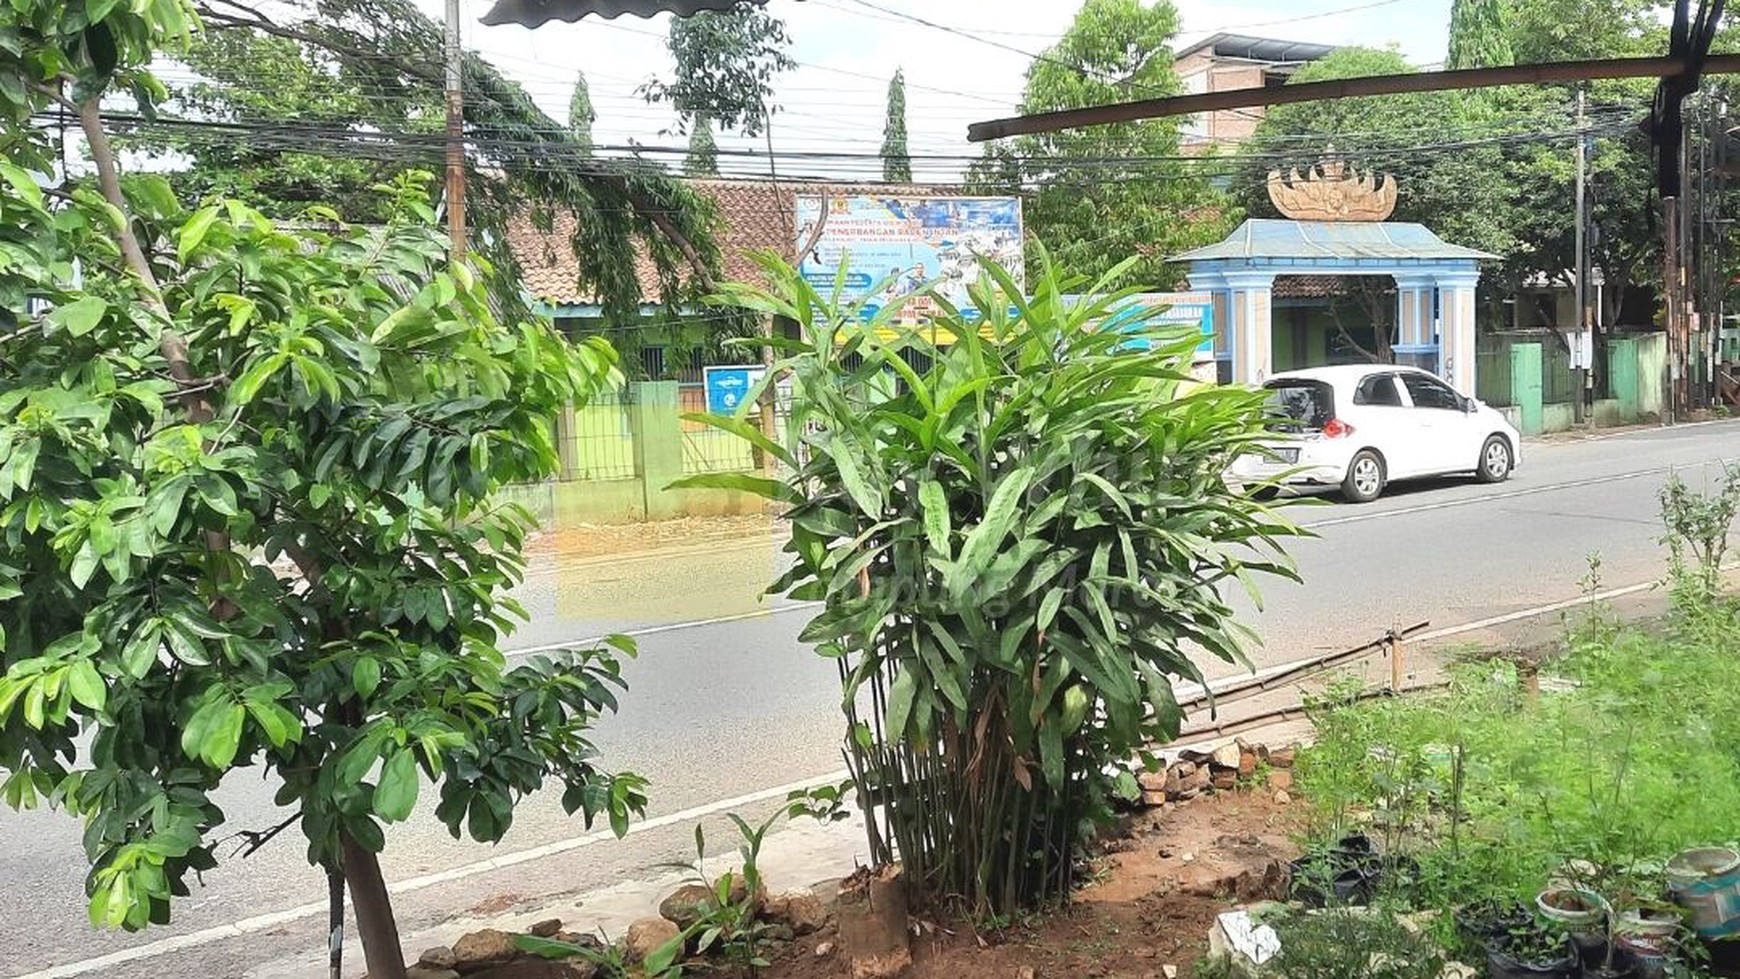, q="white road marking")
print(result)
[501,601,820,661]
[1301,459,1734,529]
